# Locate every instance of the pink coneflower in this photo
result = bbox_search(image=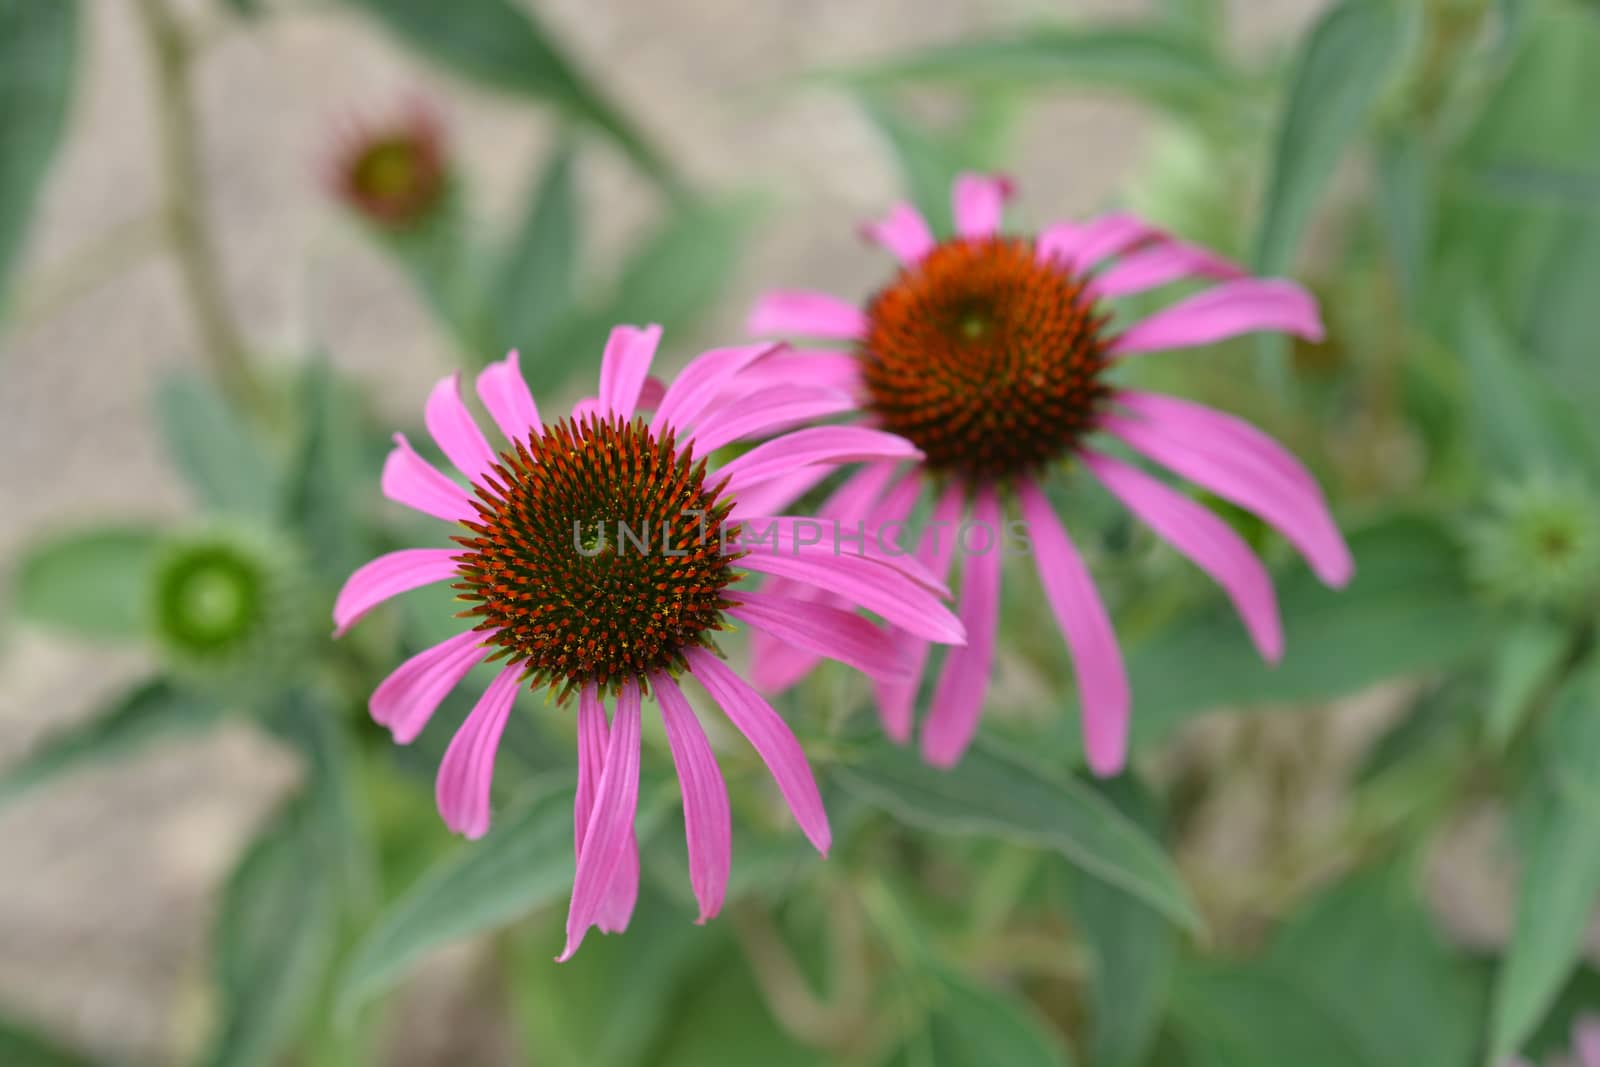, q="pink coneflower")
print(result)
[333,327,962,958]
[1510,1016,1600,1067]
[328,100,449,229]
[746,174,1352,775]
